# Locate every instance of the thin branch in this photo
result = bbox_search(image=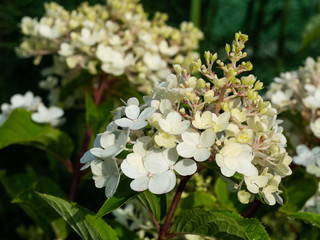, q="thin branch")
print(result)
[158,176,191,240]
